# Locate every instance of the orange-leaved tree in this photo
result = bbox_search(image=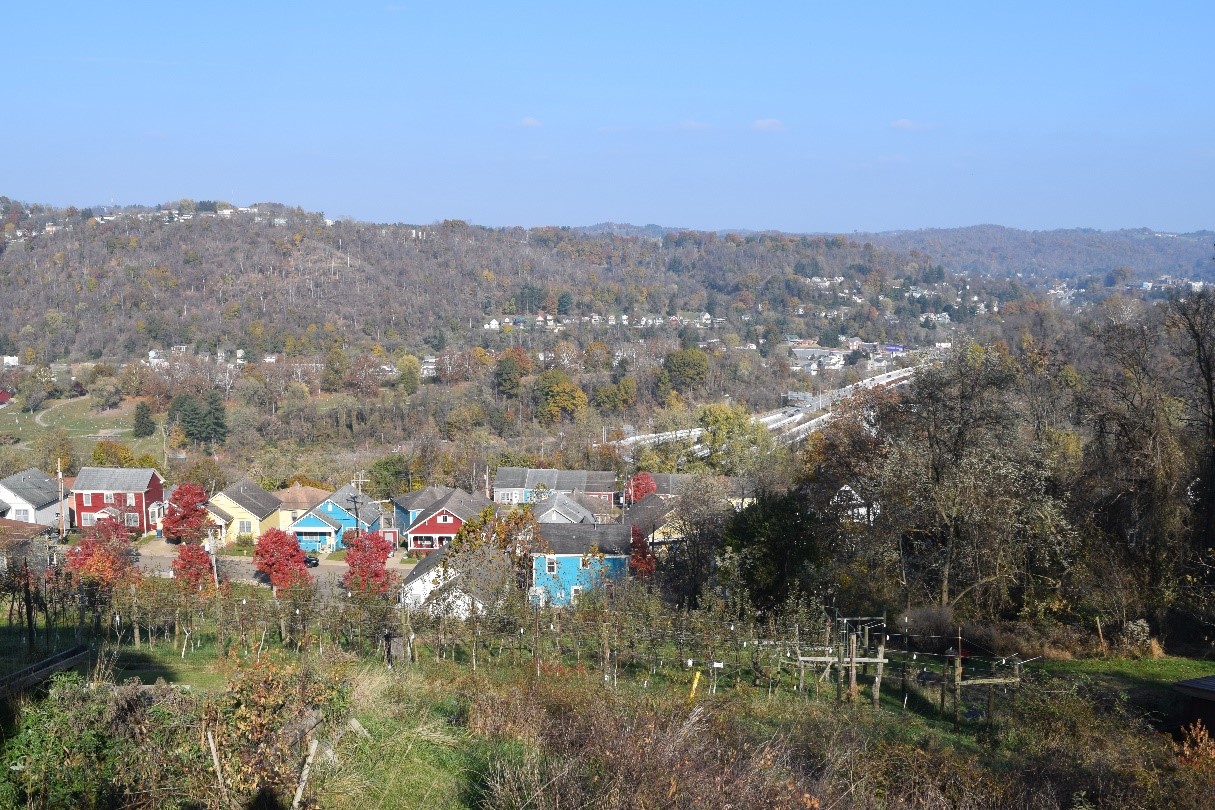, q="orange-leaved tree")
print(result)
[66,517,139,588]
